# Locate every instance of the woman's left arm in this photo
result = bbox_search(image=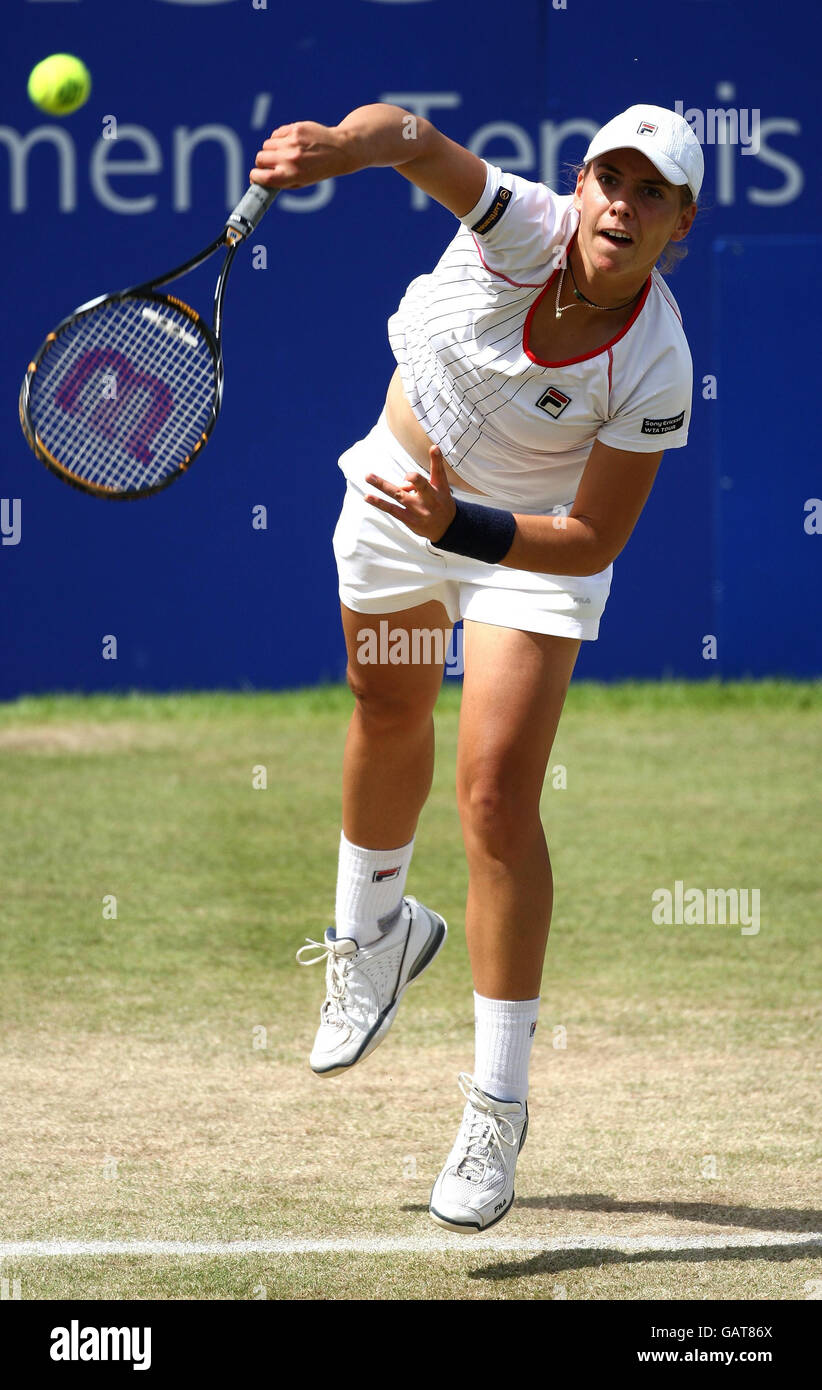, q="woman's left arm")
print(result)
[364,439,665,577]
[502,439,665,576]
